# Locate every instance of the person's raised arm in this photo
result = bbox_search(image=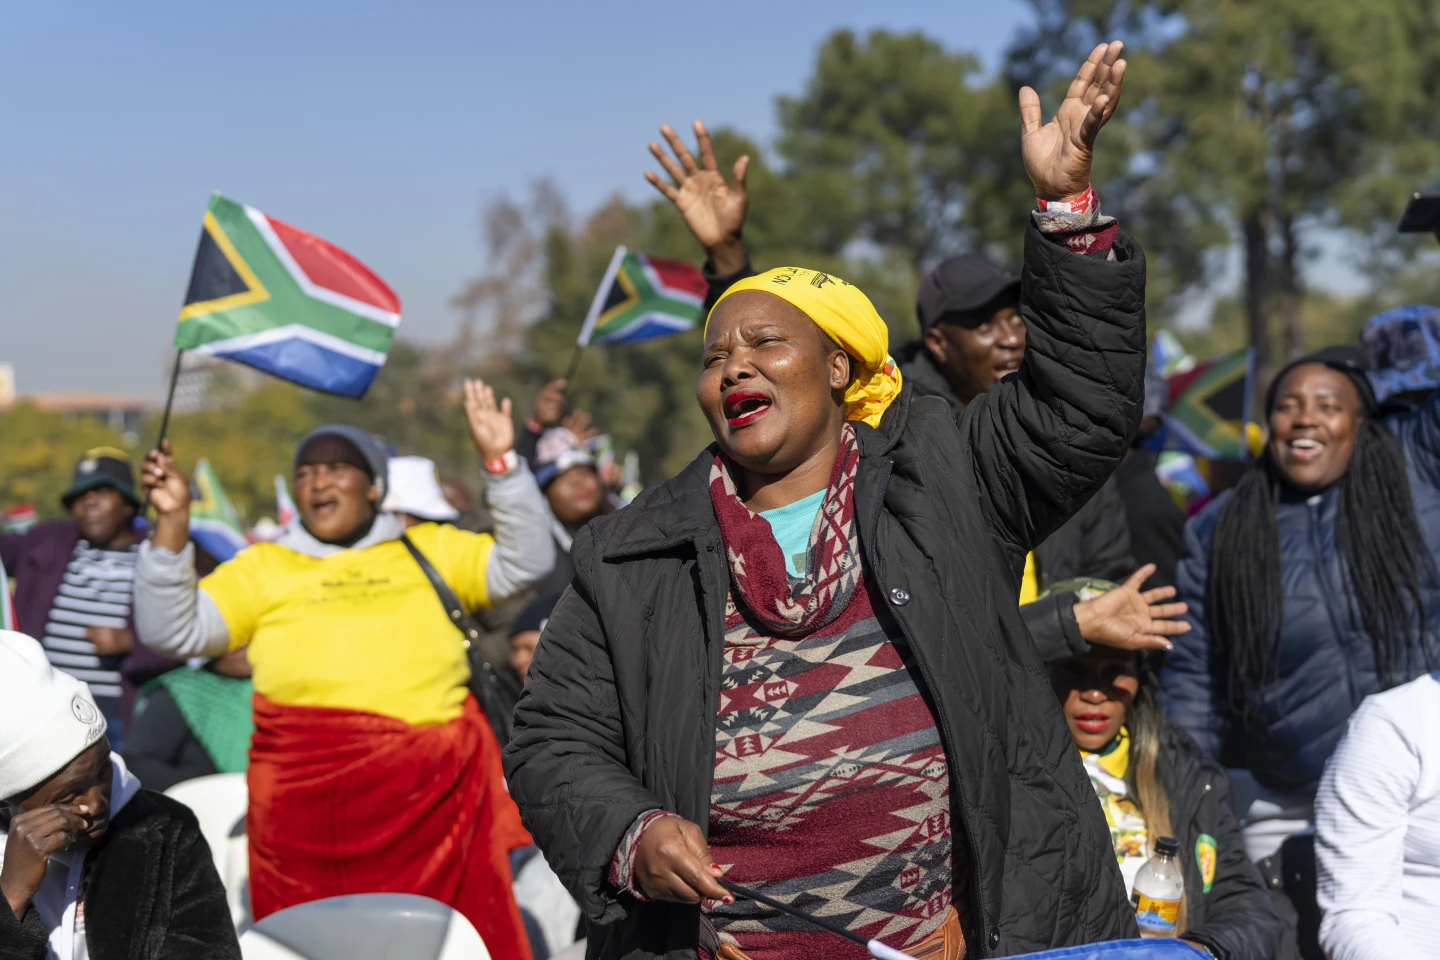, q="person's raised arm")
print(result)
[132,443,231,659]
[465,378,555,601]
[644,120,755,311]
[967,41,1145,552]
